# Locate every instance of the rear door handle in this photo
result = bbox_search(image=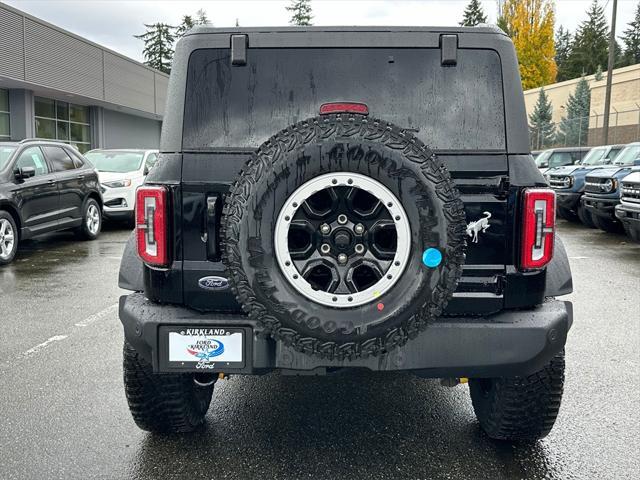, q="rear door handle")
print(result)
[47,179,56,184]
